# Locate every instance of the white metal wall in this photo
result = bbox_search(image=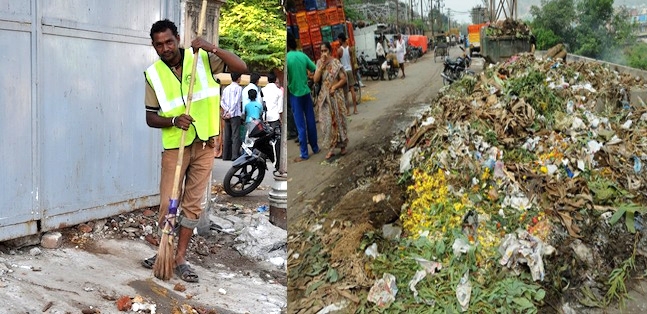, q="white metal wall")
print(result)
[0,0,181,241]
